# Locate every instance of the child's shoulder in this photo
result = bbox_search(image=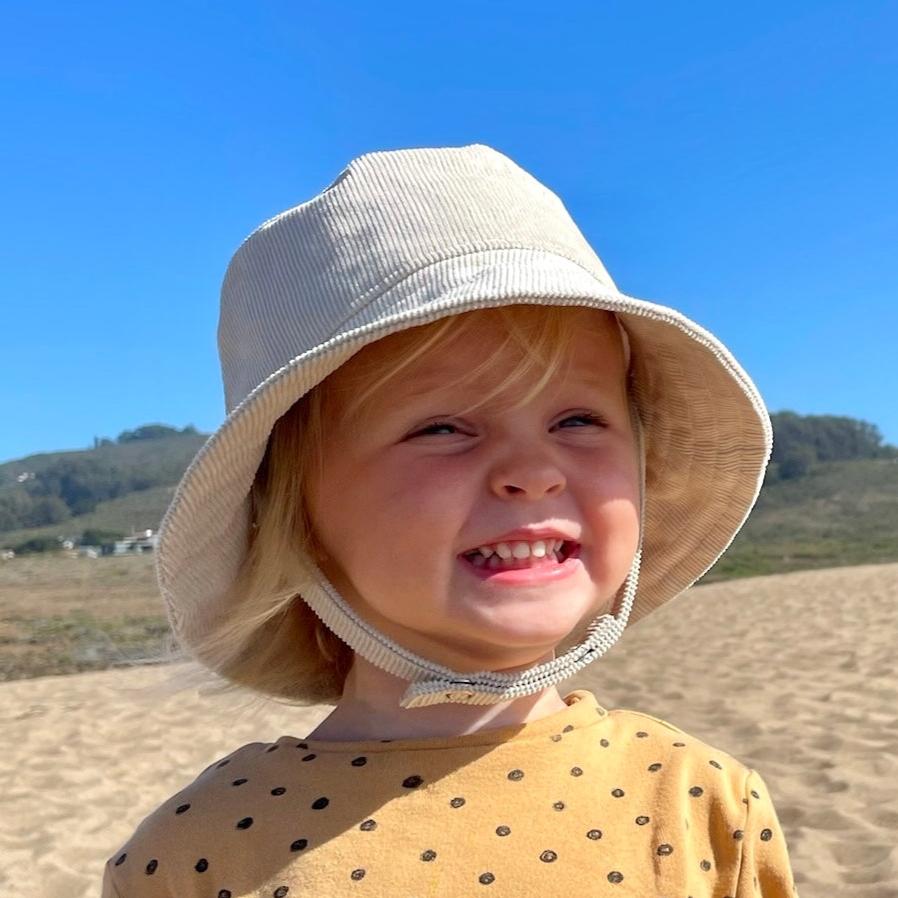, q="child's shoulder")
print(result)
[603,706,753,781]
[101,738,285,893]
